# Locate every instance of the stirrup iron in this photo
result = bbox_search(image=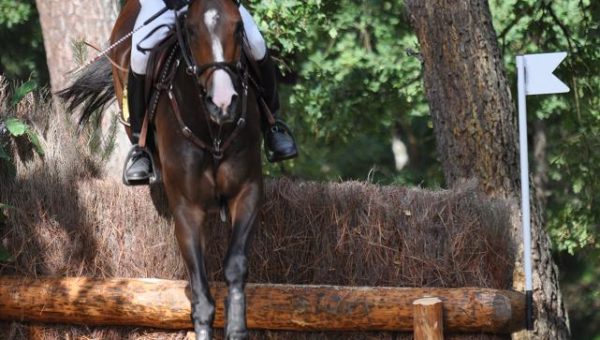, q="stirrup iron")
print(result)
[265,119,298,162]
[122,146,159,186]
